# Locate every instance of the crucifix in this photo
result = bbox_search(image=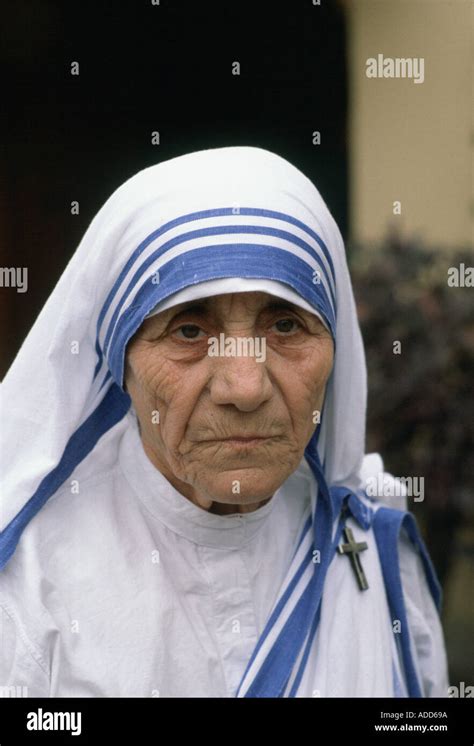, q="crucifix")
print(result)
[337,525,369,591]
